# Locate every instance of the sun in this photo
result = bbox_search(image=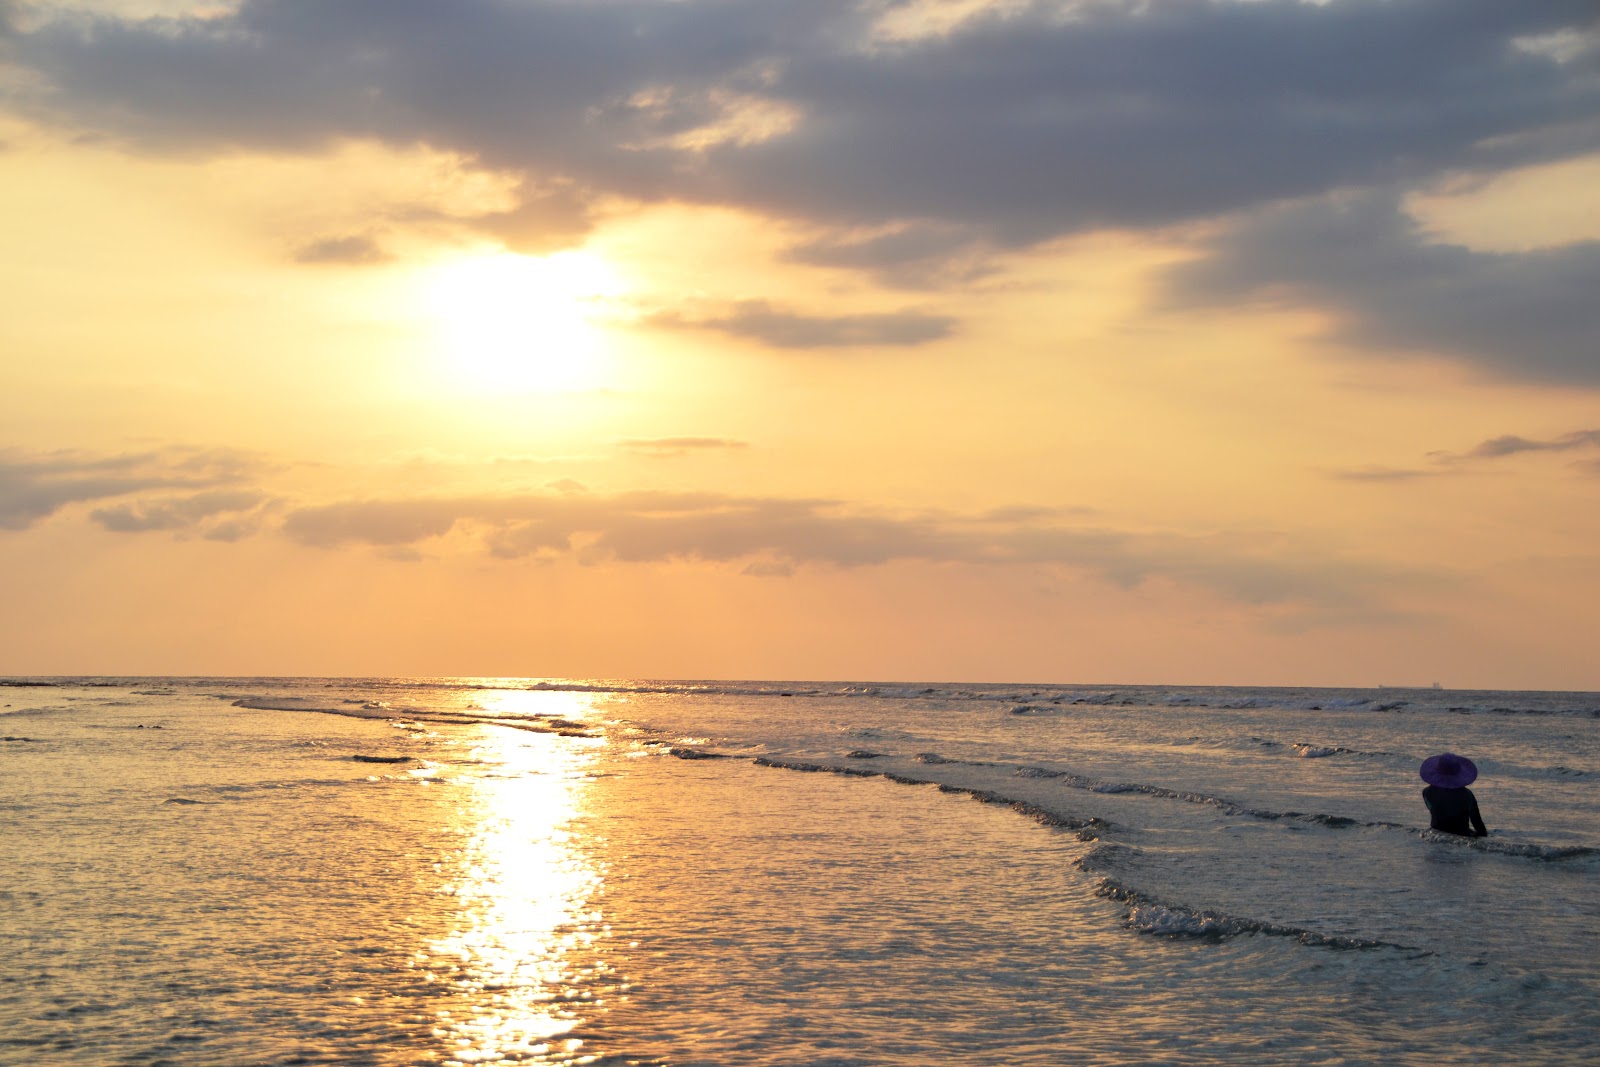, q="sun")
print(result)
[425,250,623,393]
